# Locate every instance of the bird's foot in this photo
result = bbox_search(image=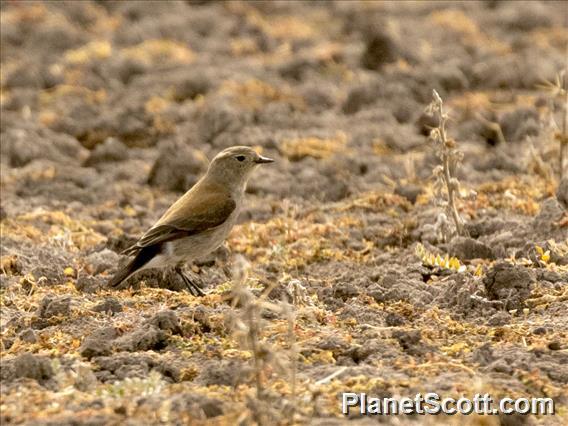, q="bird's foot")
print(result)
[175,267,206,296]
